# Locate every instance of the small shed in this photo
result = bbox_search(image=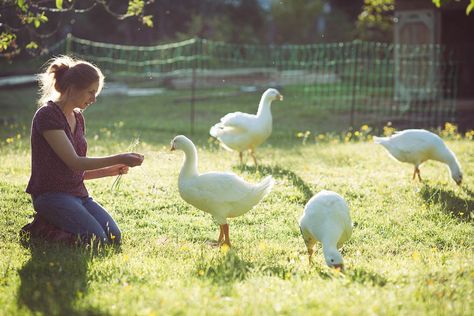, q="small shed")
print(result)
[394,0,474,130]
